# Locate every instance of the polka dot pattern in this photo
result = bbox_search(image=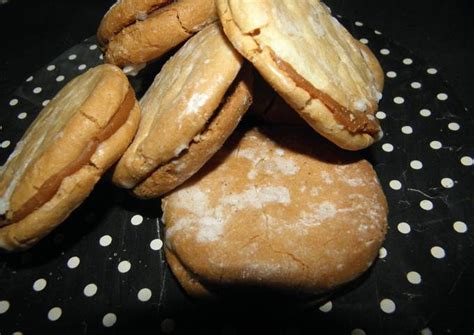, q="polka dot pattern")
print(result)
[0,18,471,335]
